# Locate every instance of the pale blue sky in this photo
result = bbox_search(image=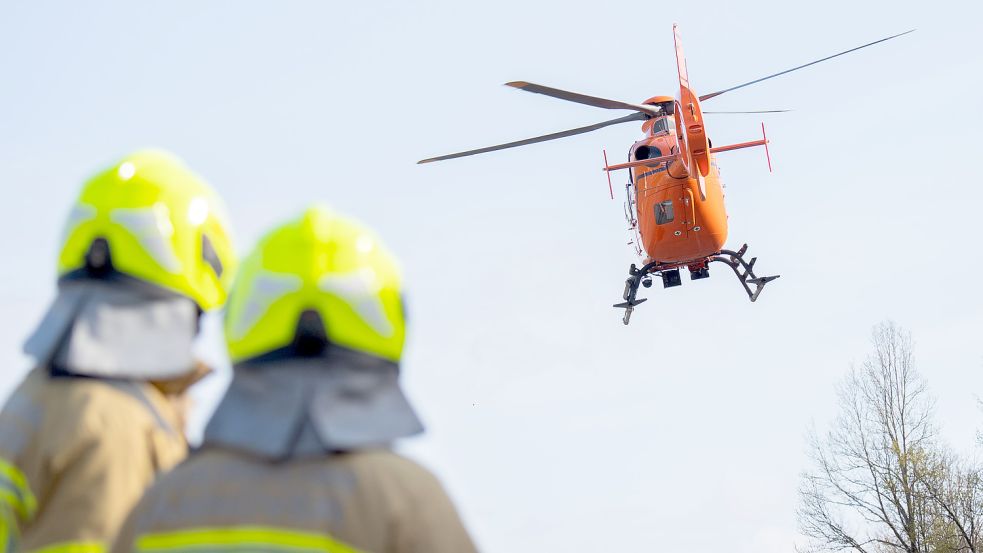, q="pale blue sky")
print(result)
[2,0,982,551]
